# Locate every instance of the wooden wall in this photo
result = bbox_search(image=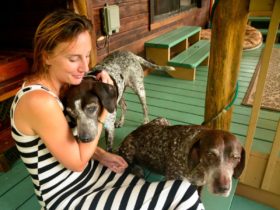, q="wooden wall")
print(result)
[0,0,209,62]
[88,0,210,62]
